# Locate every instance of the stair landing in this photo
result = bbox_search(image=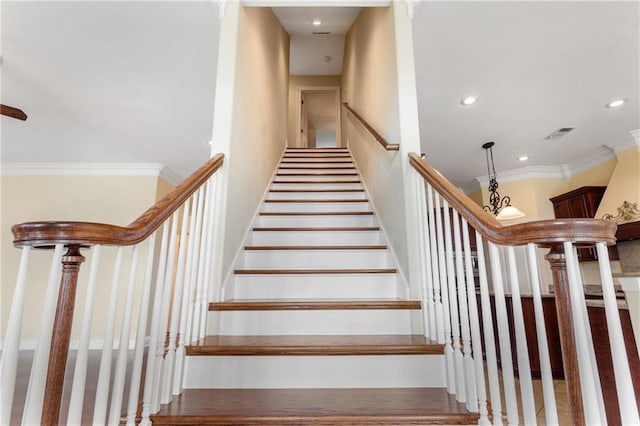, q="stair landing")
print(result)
[151,388,479,425]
